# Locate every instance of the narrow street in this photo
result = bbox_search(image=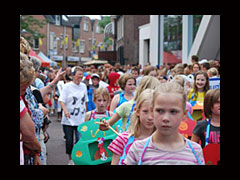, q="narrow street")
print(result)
[46,114,69,165]
[20,15,220,166]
